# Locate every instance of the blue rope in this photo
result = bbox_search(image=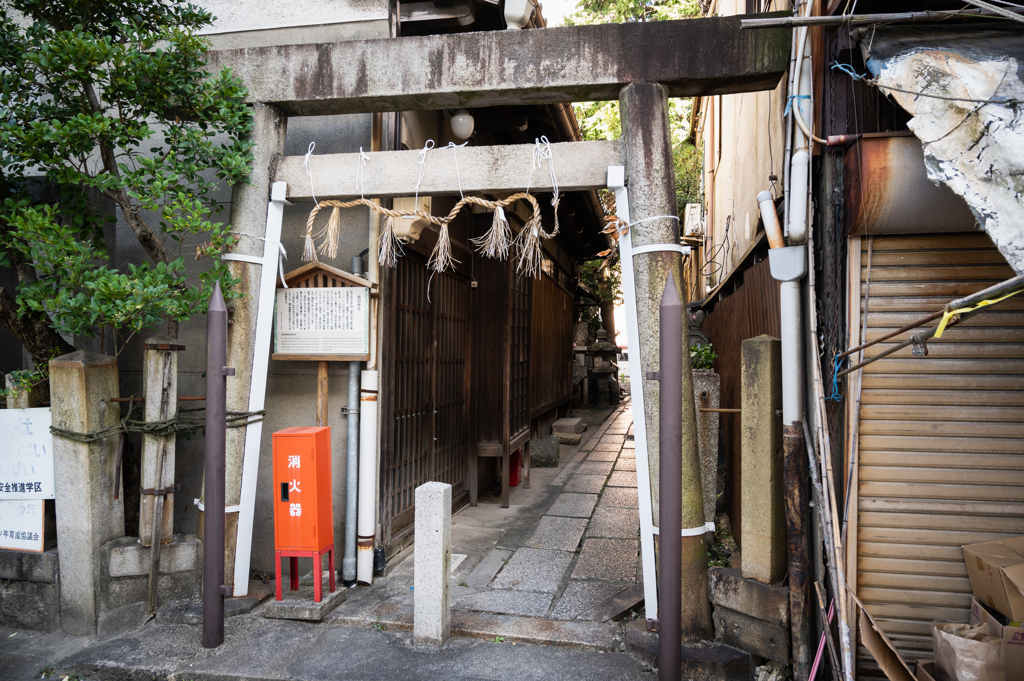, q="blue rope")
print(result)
[784,94,810,117]
[831,62,870,82]
[826,353,844,402]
